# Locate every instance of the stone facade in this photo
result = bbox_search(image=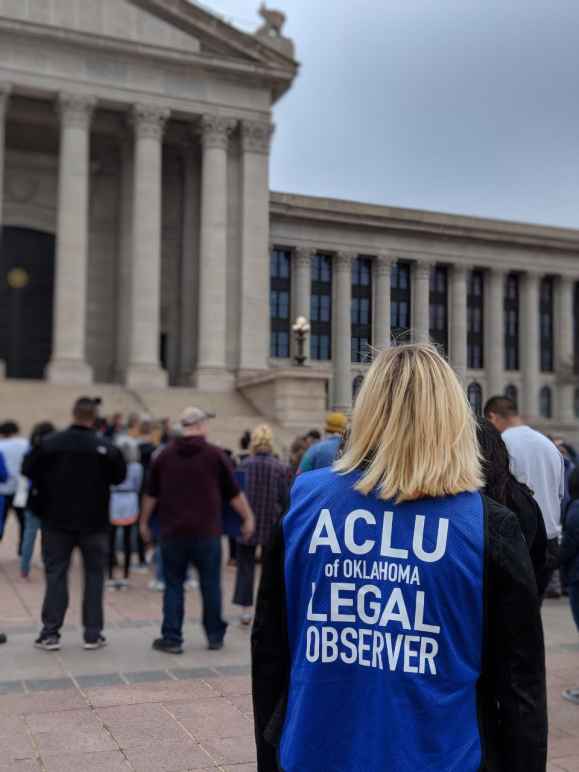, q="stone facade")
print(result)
[1,0,578,439]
